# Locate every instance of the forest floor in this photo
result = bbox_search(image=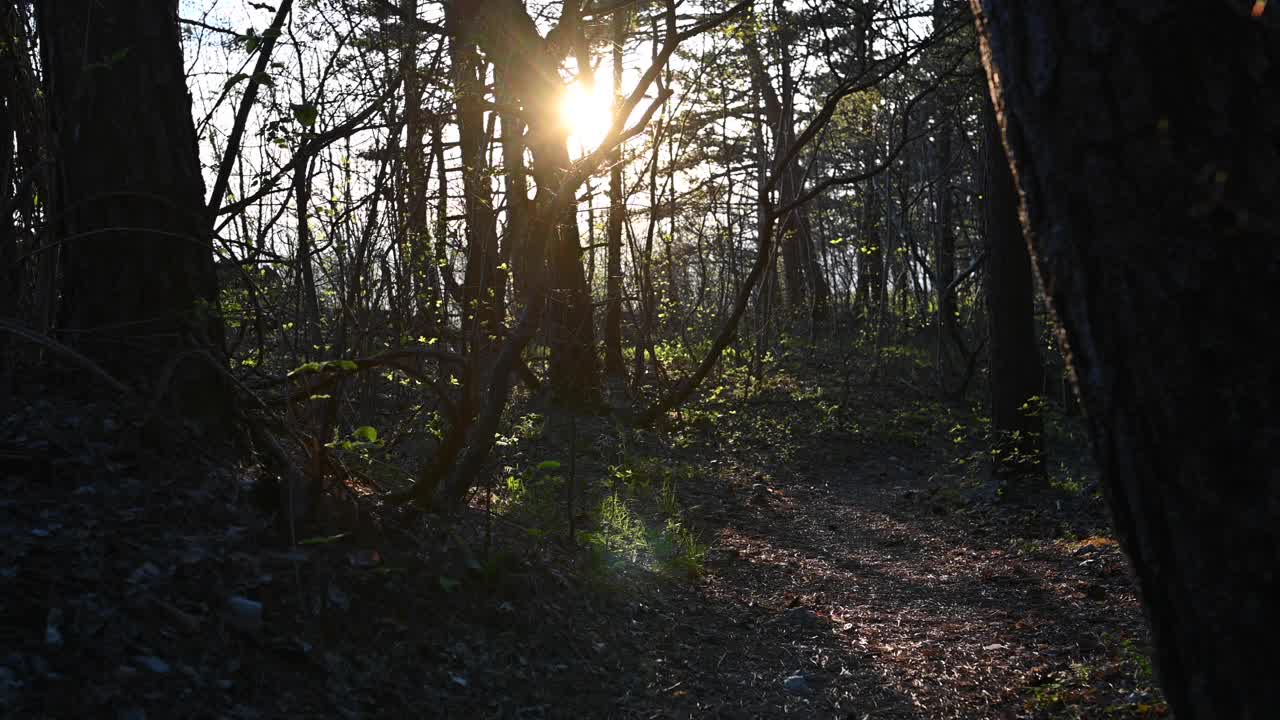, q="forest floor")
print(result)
[1,343,1168,719]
